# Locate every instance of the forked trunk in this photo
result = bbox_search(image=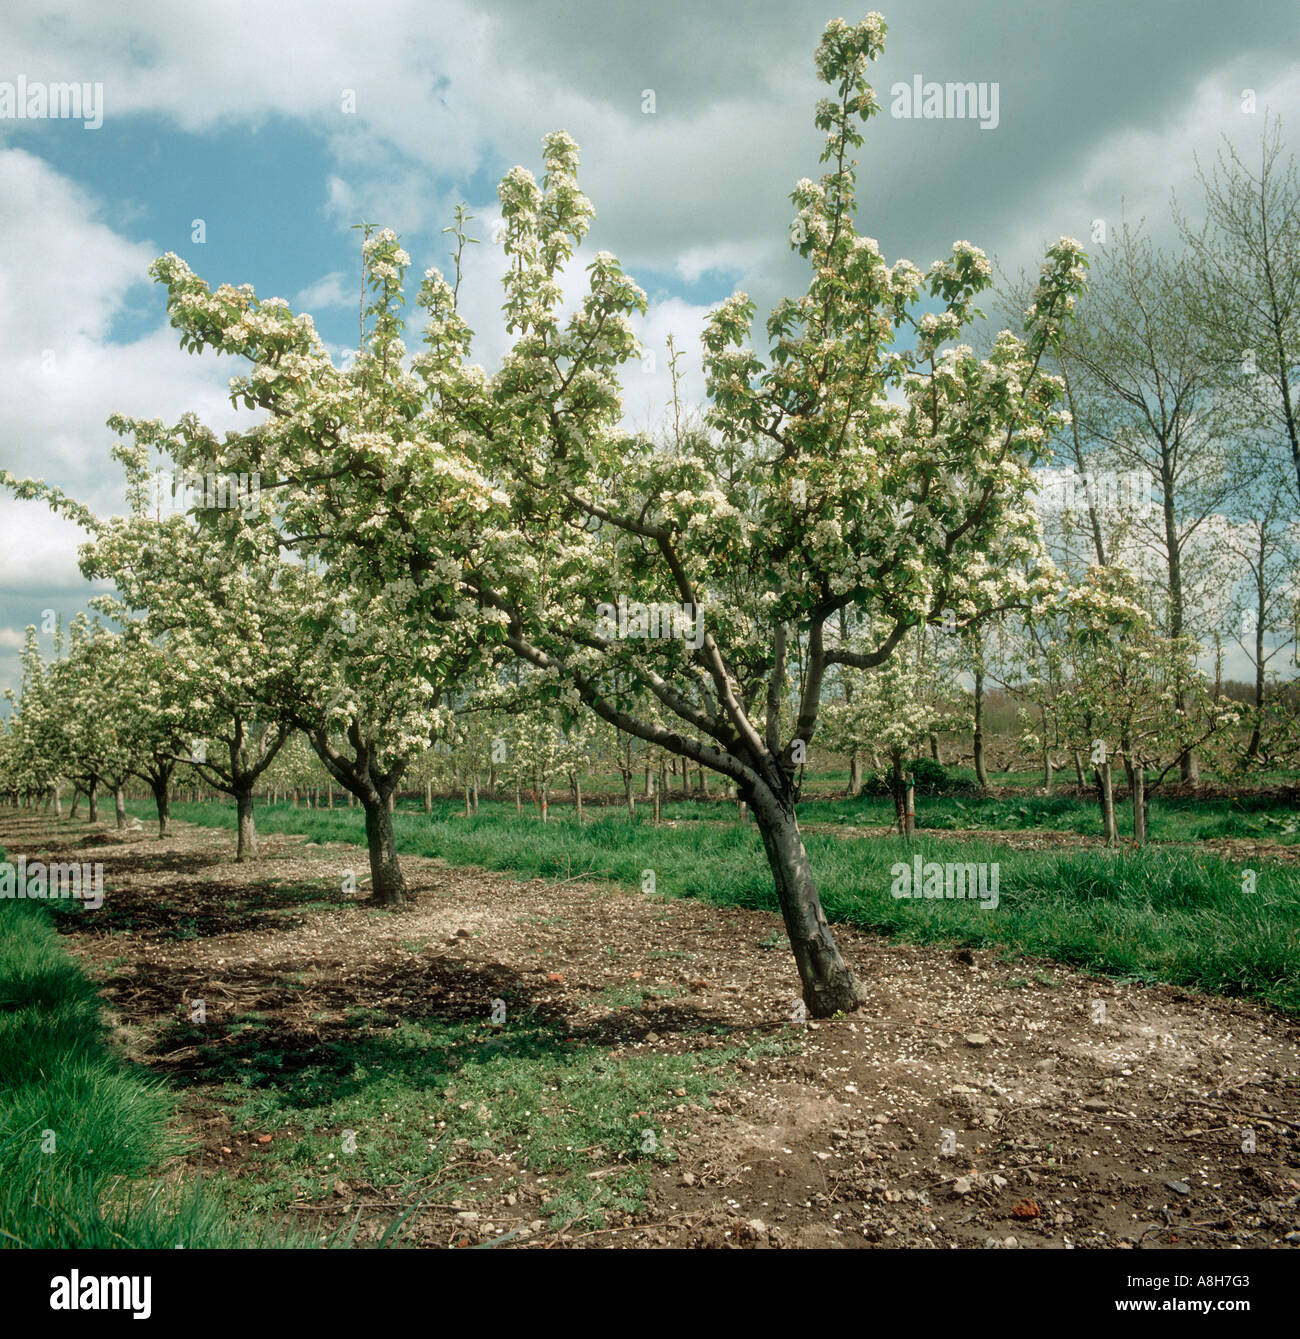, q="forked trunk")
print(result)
[748,783,867,1018]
